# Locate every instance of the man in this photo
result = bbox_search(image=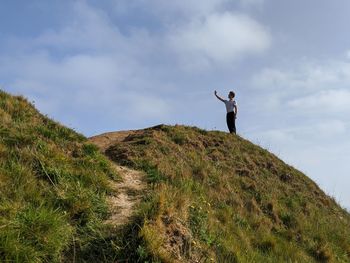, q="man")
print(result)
[214,90,238,134]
